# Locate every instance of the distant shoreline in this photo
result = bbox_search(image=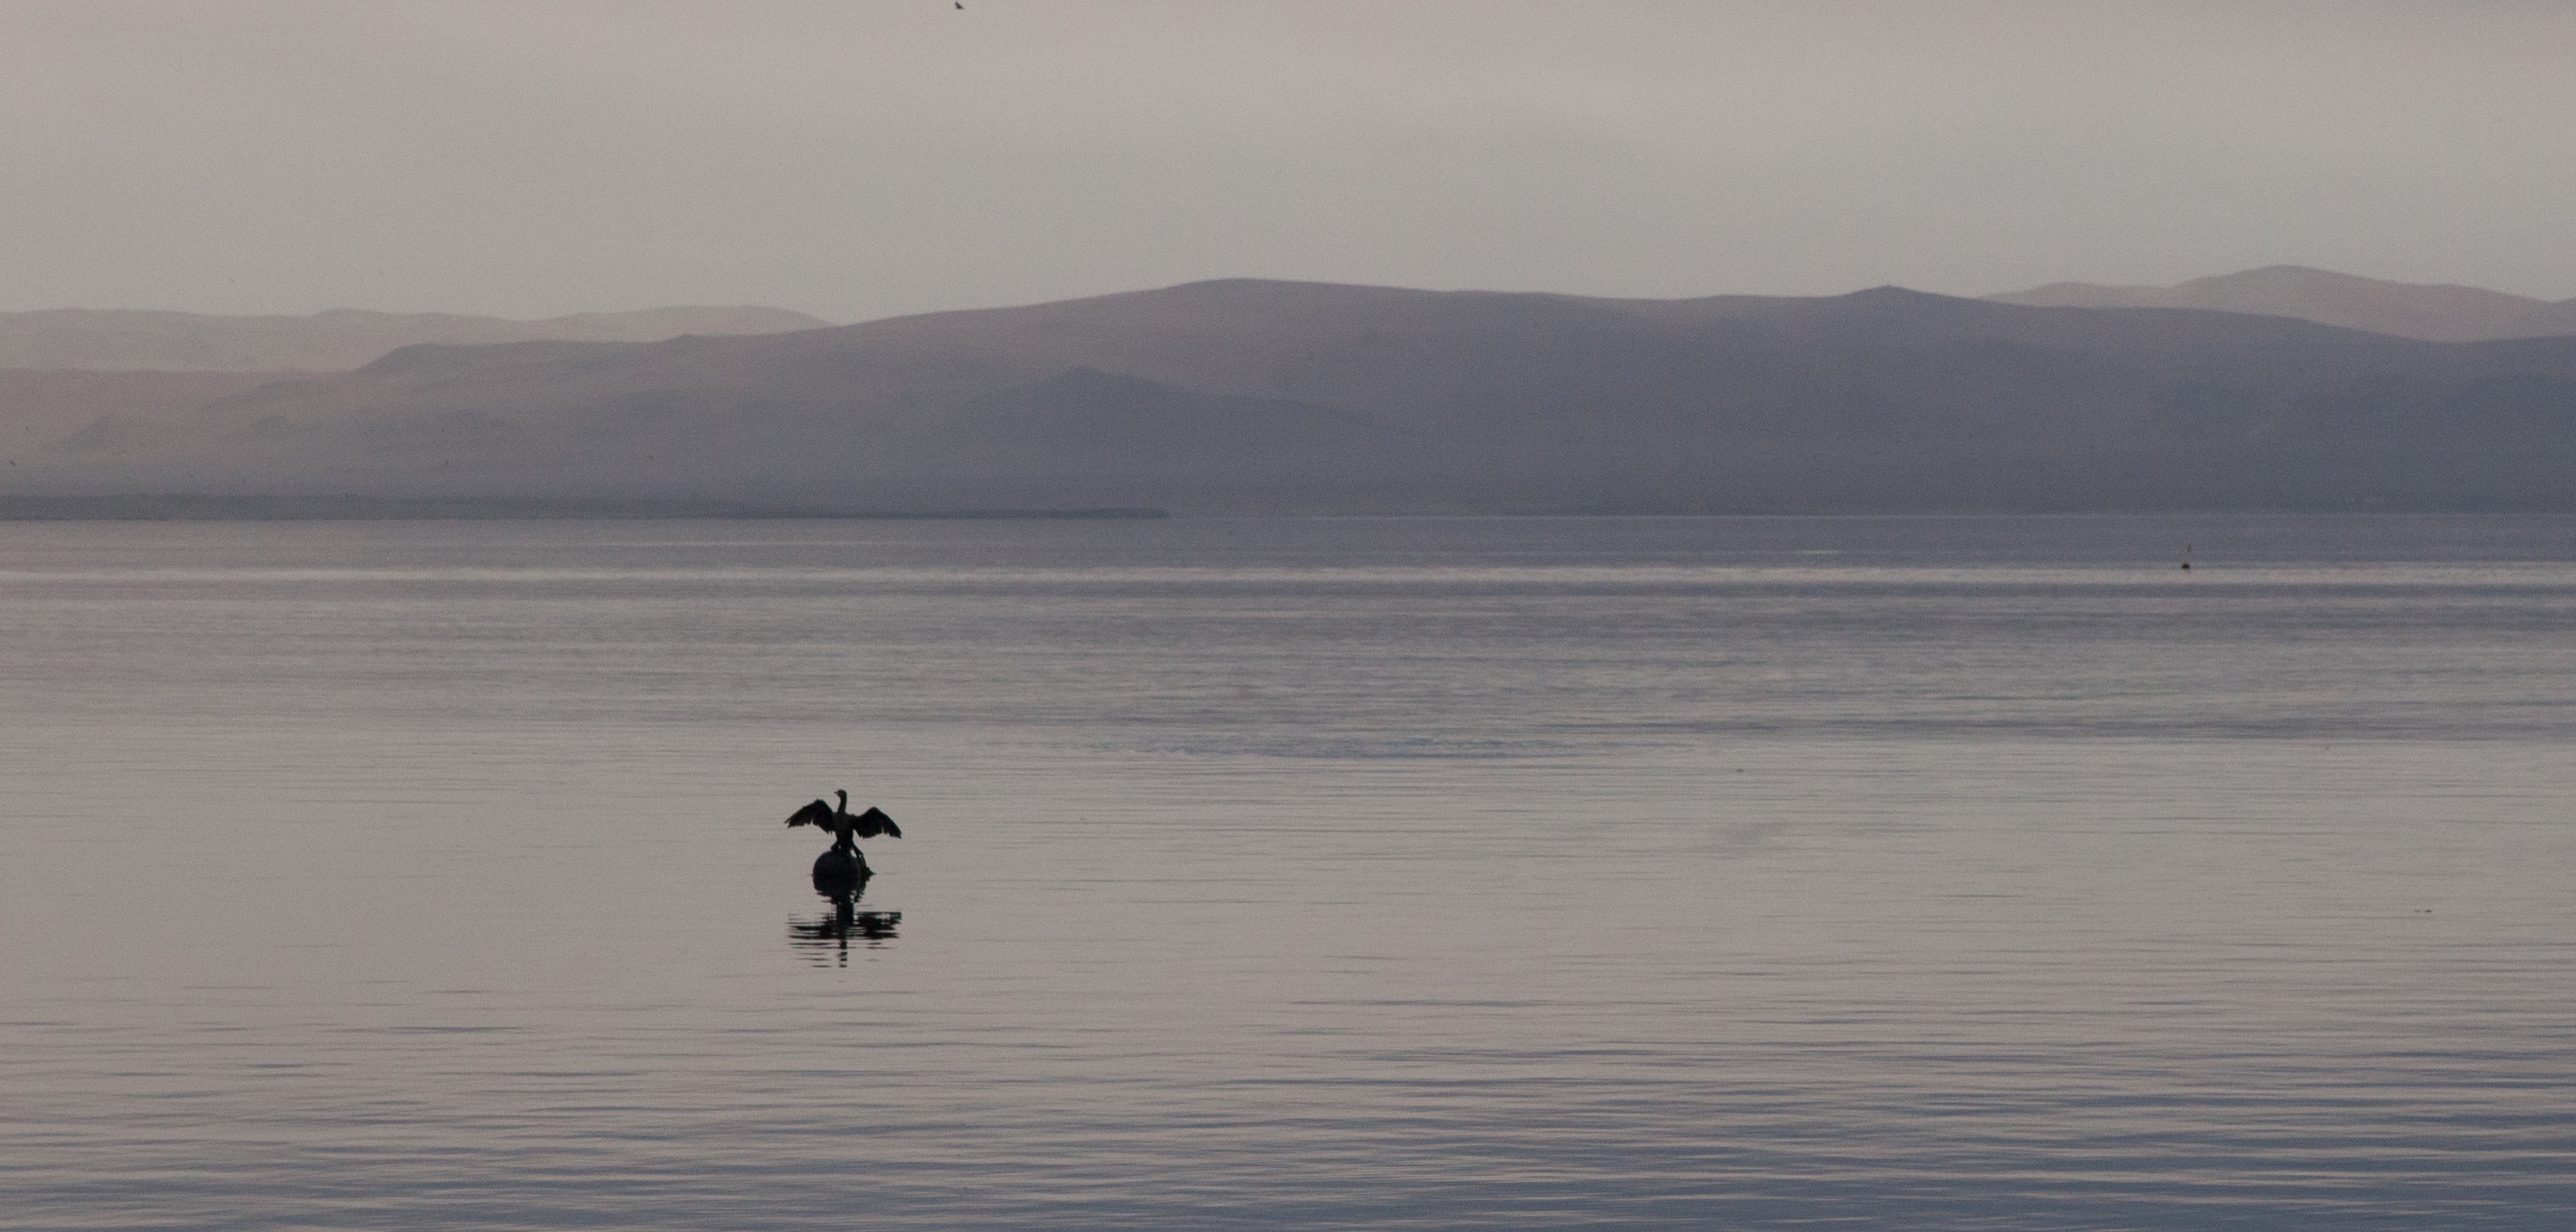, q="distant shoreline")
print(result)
[0,495,1172,522]
[12,495,2576,521]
